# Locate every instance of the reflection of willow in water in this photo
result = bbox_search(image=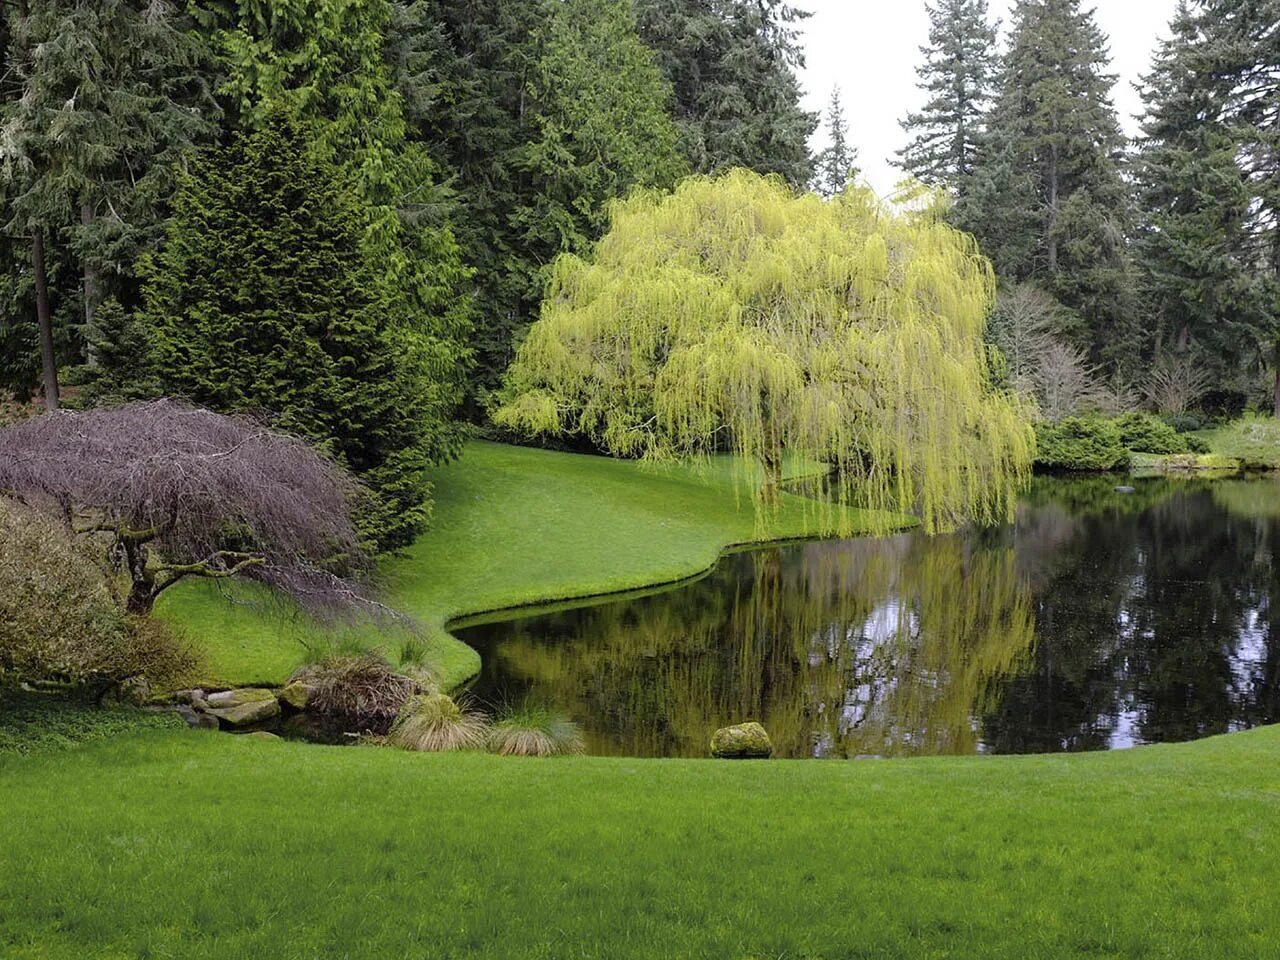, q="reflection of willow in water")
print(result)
[482,535,1035,758]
